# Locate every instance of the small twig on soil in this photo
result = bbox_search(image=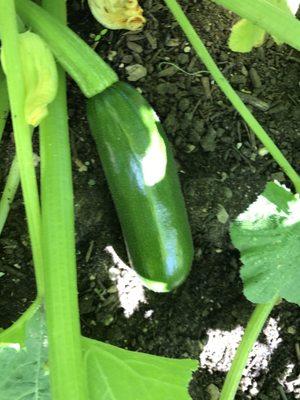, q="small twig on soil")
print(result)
[85,240,95,263]
[190,98,202,118]
[287,93,299,105]
[0,263,25,278]
[237,91,270,112]
[149,48,163,63]
[158,61,208,76]
[286,56,300,64]
[242,121,257,149]
[201,76,212,99]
